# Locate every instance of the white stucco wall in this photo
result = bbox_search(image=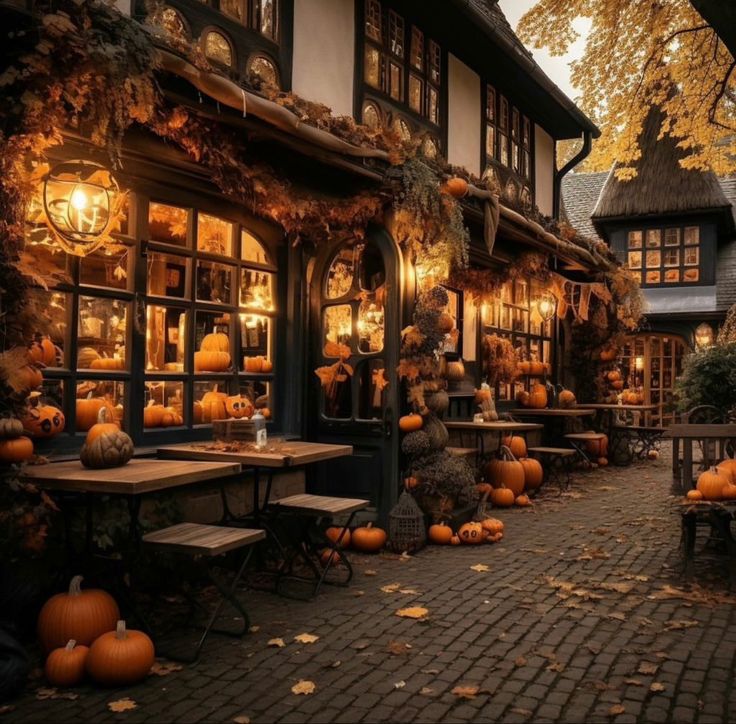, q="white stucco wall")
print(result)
[292,0,355,116]
[114,0,131,15]
[447,54,481,177]
[534,125,555,216]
